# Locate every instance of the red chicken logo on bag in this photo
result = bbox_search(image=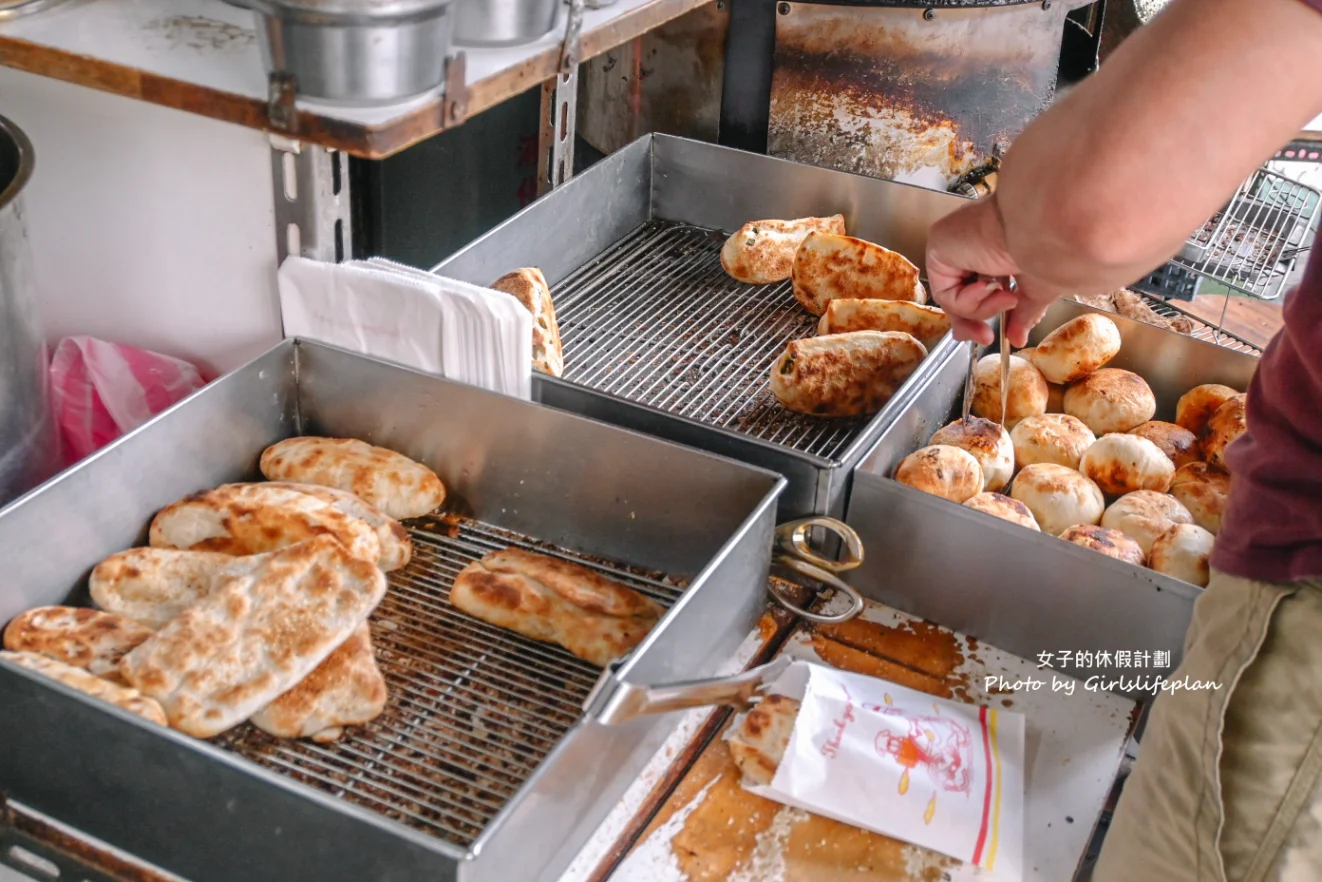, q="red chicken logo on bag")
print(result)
[867,694,974,824]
